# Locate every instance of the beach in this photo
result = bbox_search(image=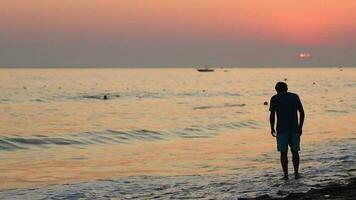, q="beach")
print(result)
[0,68,355,199]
